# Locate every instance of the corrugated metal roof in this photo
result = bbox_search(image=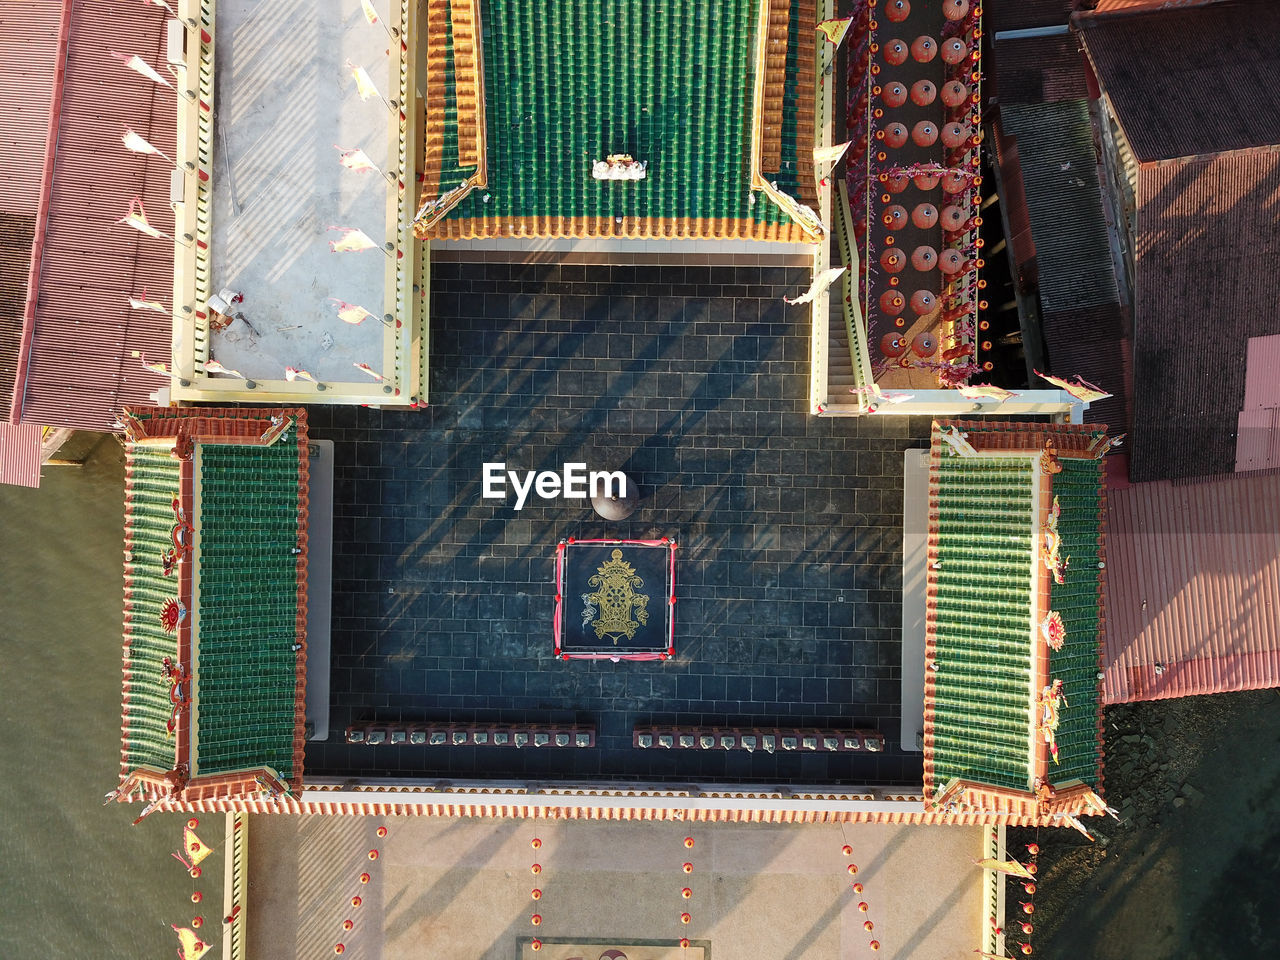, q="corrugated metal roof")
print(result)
[1000,100,1120,316]
[14,0,173,432]
[0,0,62,218]
[0,423,40,487]
[1235,408,1280,472]
[0,0,65,423]
[993,33,1090,105]
[989,0,1078,34]
[1078,0,1280,162]
[1103,470,1280,703]
[1128,152,1280,481]
[1042,312,1131,438]
[1242,334,1280,410]
[991,116,1035,278]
